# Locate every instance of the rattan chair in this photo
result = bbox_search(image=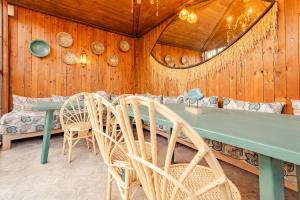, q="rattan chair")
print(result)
[85,93,151,200]
[60,92,95,163]
[116,96,241,200]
